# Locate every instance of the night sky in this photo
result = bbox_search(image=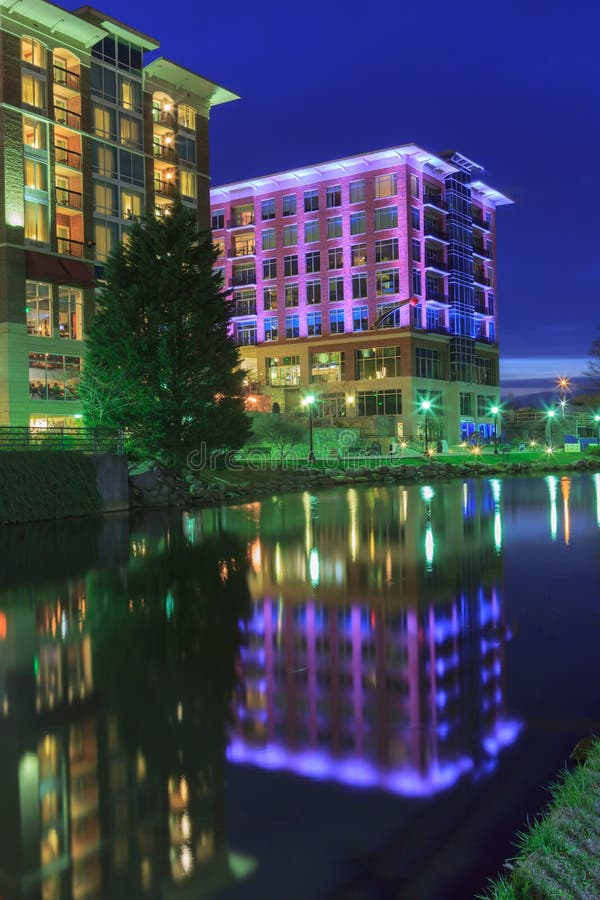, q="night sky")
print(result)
[79,0,600,395]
